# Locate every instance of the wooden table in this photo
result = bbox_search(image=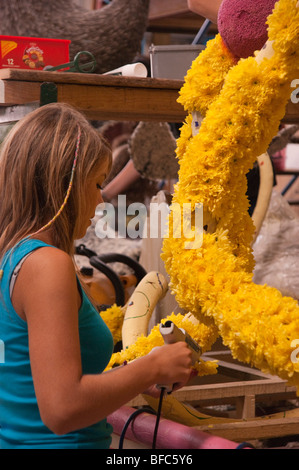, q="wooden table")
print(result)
[0,68,298,124]
[0,69,185,123]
